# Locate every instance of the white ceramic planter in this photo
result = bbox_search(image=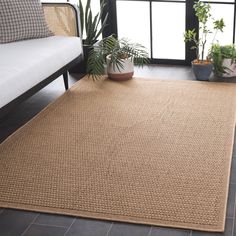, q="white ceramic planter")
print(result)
[106,55,134,81]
